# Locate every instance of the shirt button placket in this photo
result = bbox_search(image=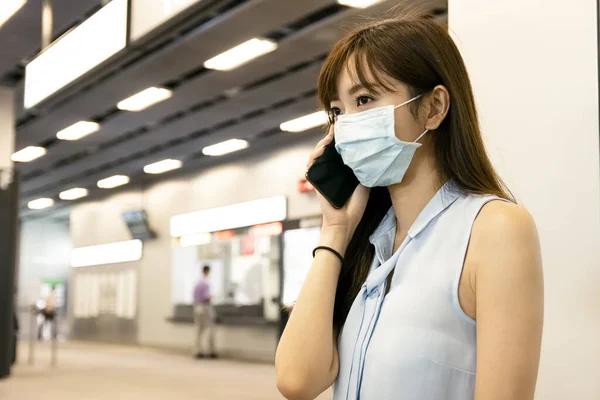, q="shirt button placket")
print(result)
[347,285,383,400]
